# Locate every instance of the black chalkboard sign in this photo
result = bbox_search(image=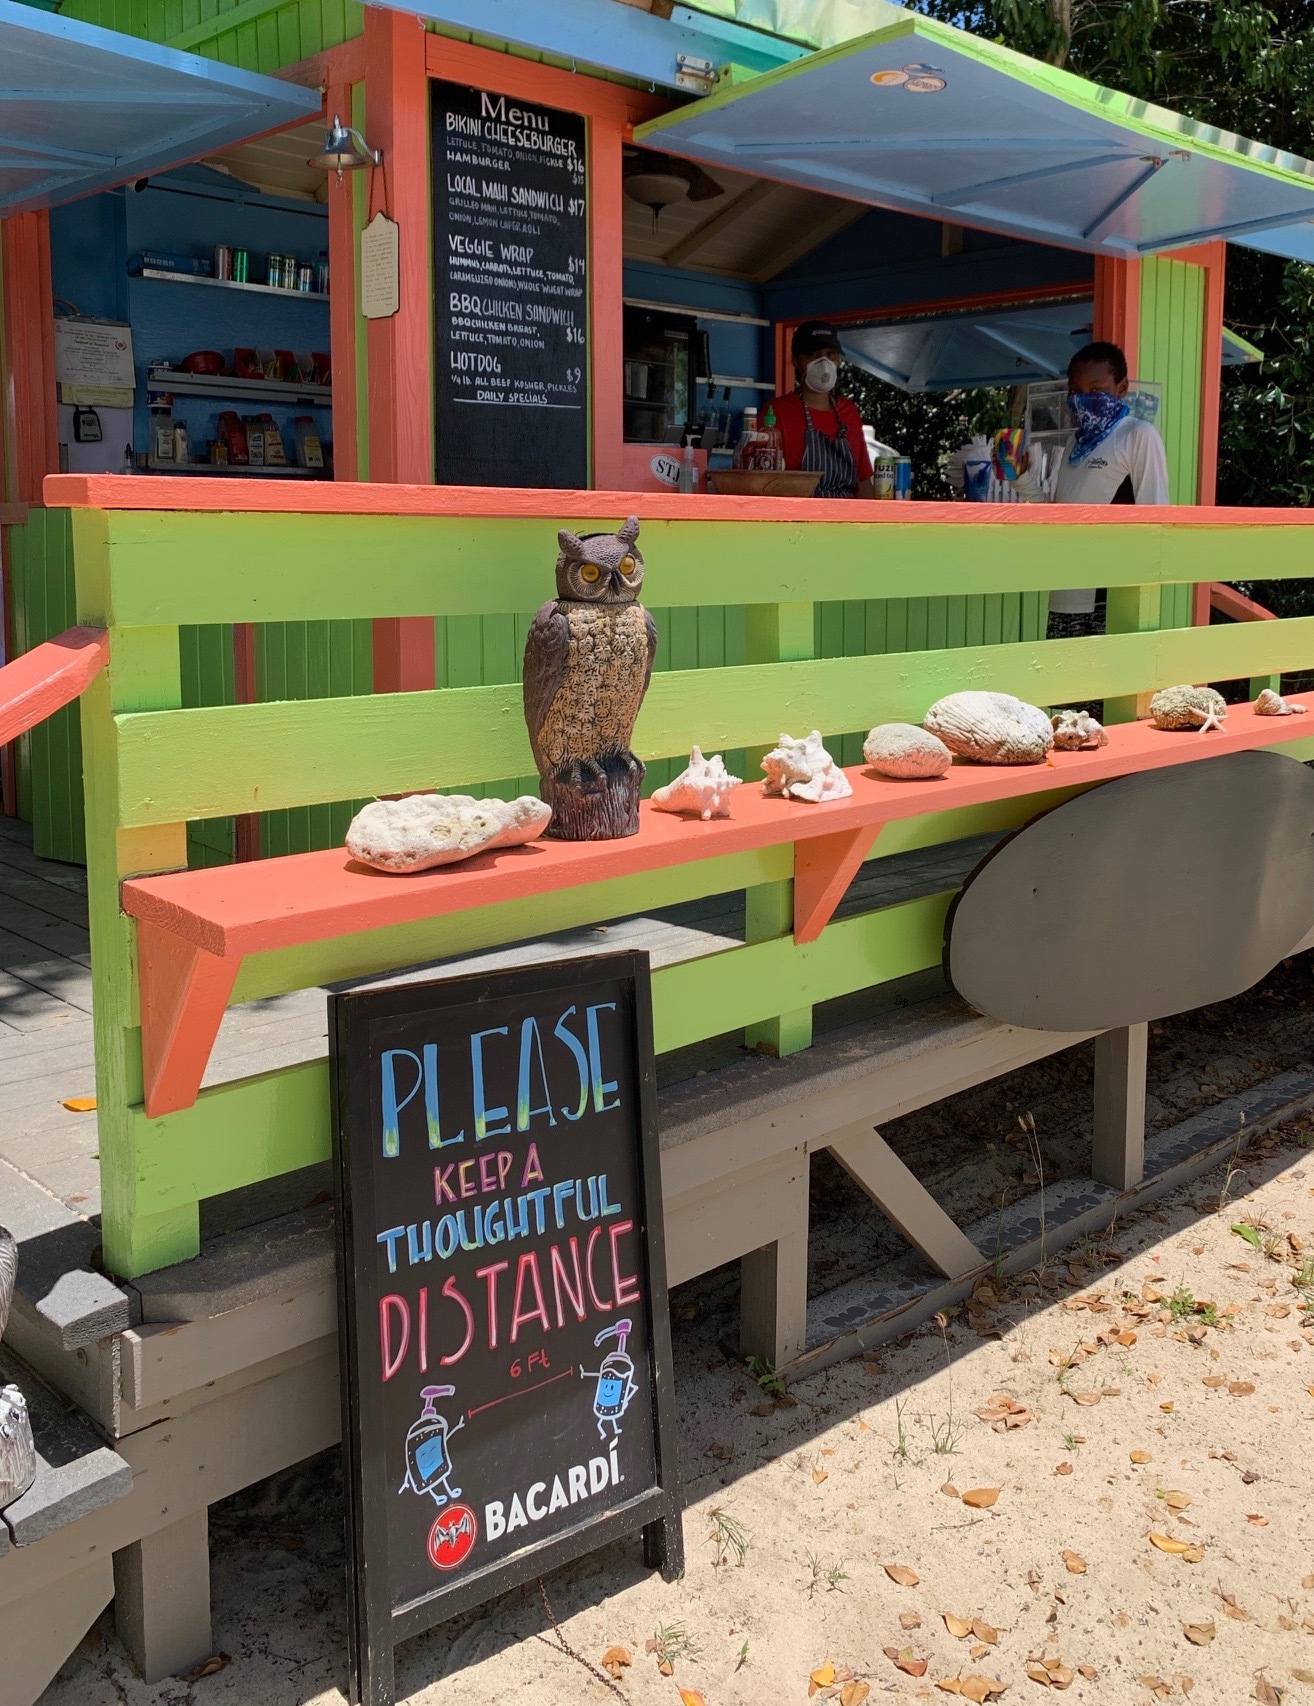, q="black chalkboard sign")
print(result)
[331,954,682,1706]
[431,79,589,489]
